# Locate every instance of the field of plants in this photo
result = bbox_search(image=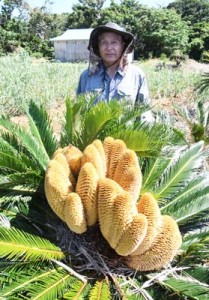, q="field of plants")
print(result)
[0,52,208,113]
[0,52,85,115]
[1,51,209,144]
